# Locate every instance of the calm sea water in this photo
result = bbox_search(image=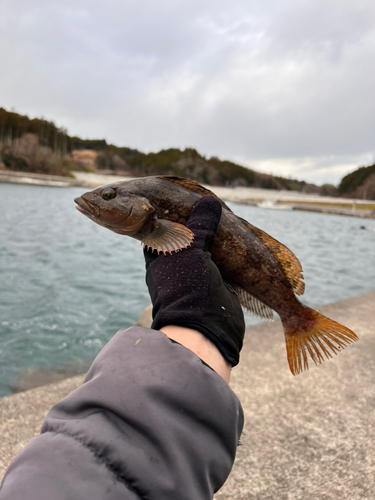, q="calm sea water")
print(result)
[0,183,374,397]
